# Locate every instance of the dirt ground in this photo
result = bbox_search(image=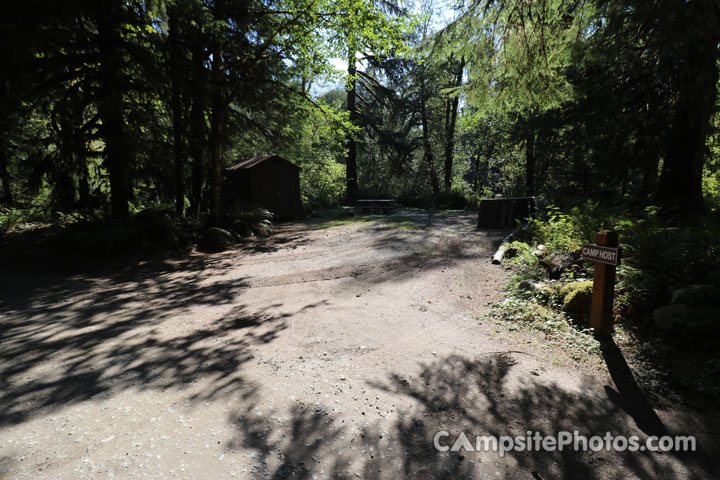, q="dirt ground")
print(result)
[1,211,718,479]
